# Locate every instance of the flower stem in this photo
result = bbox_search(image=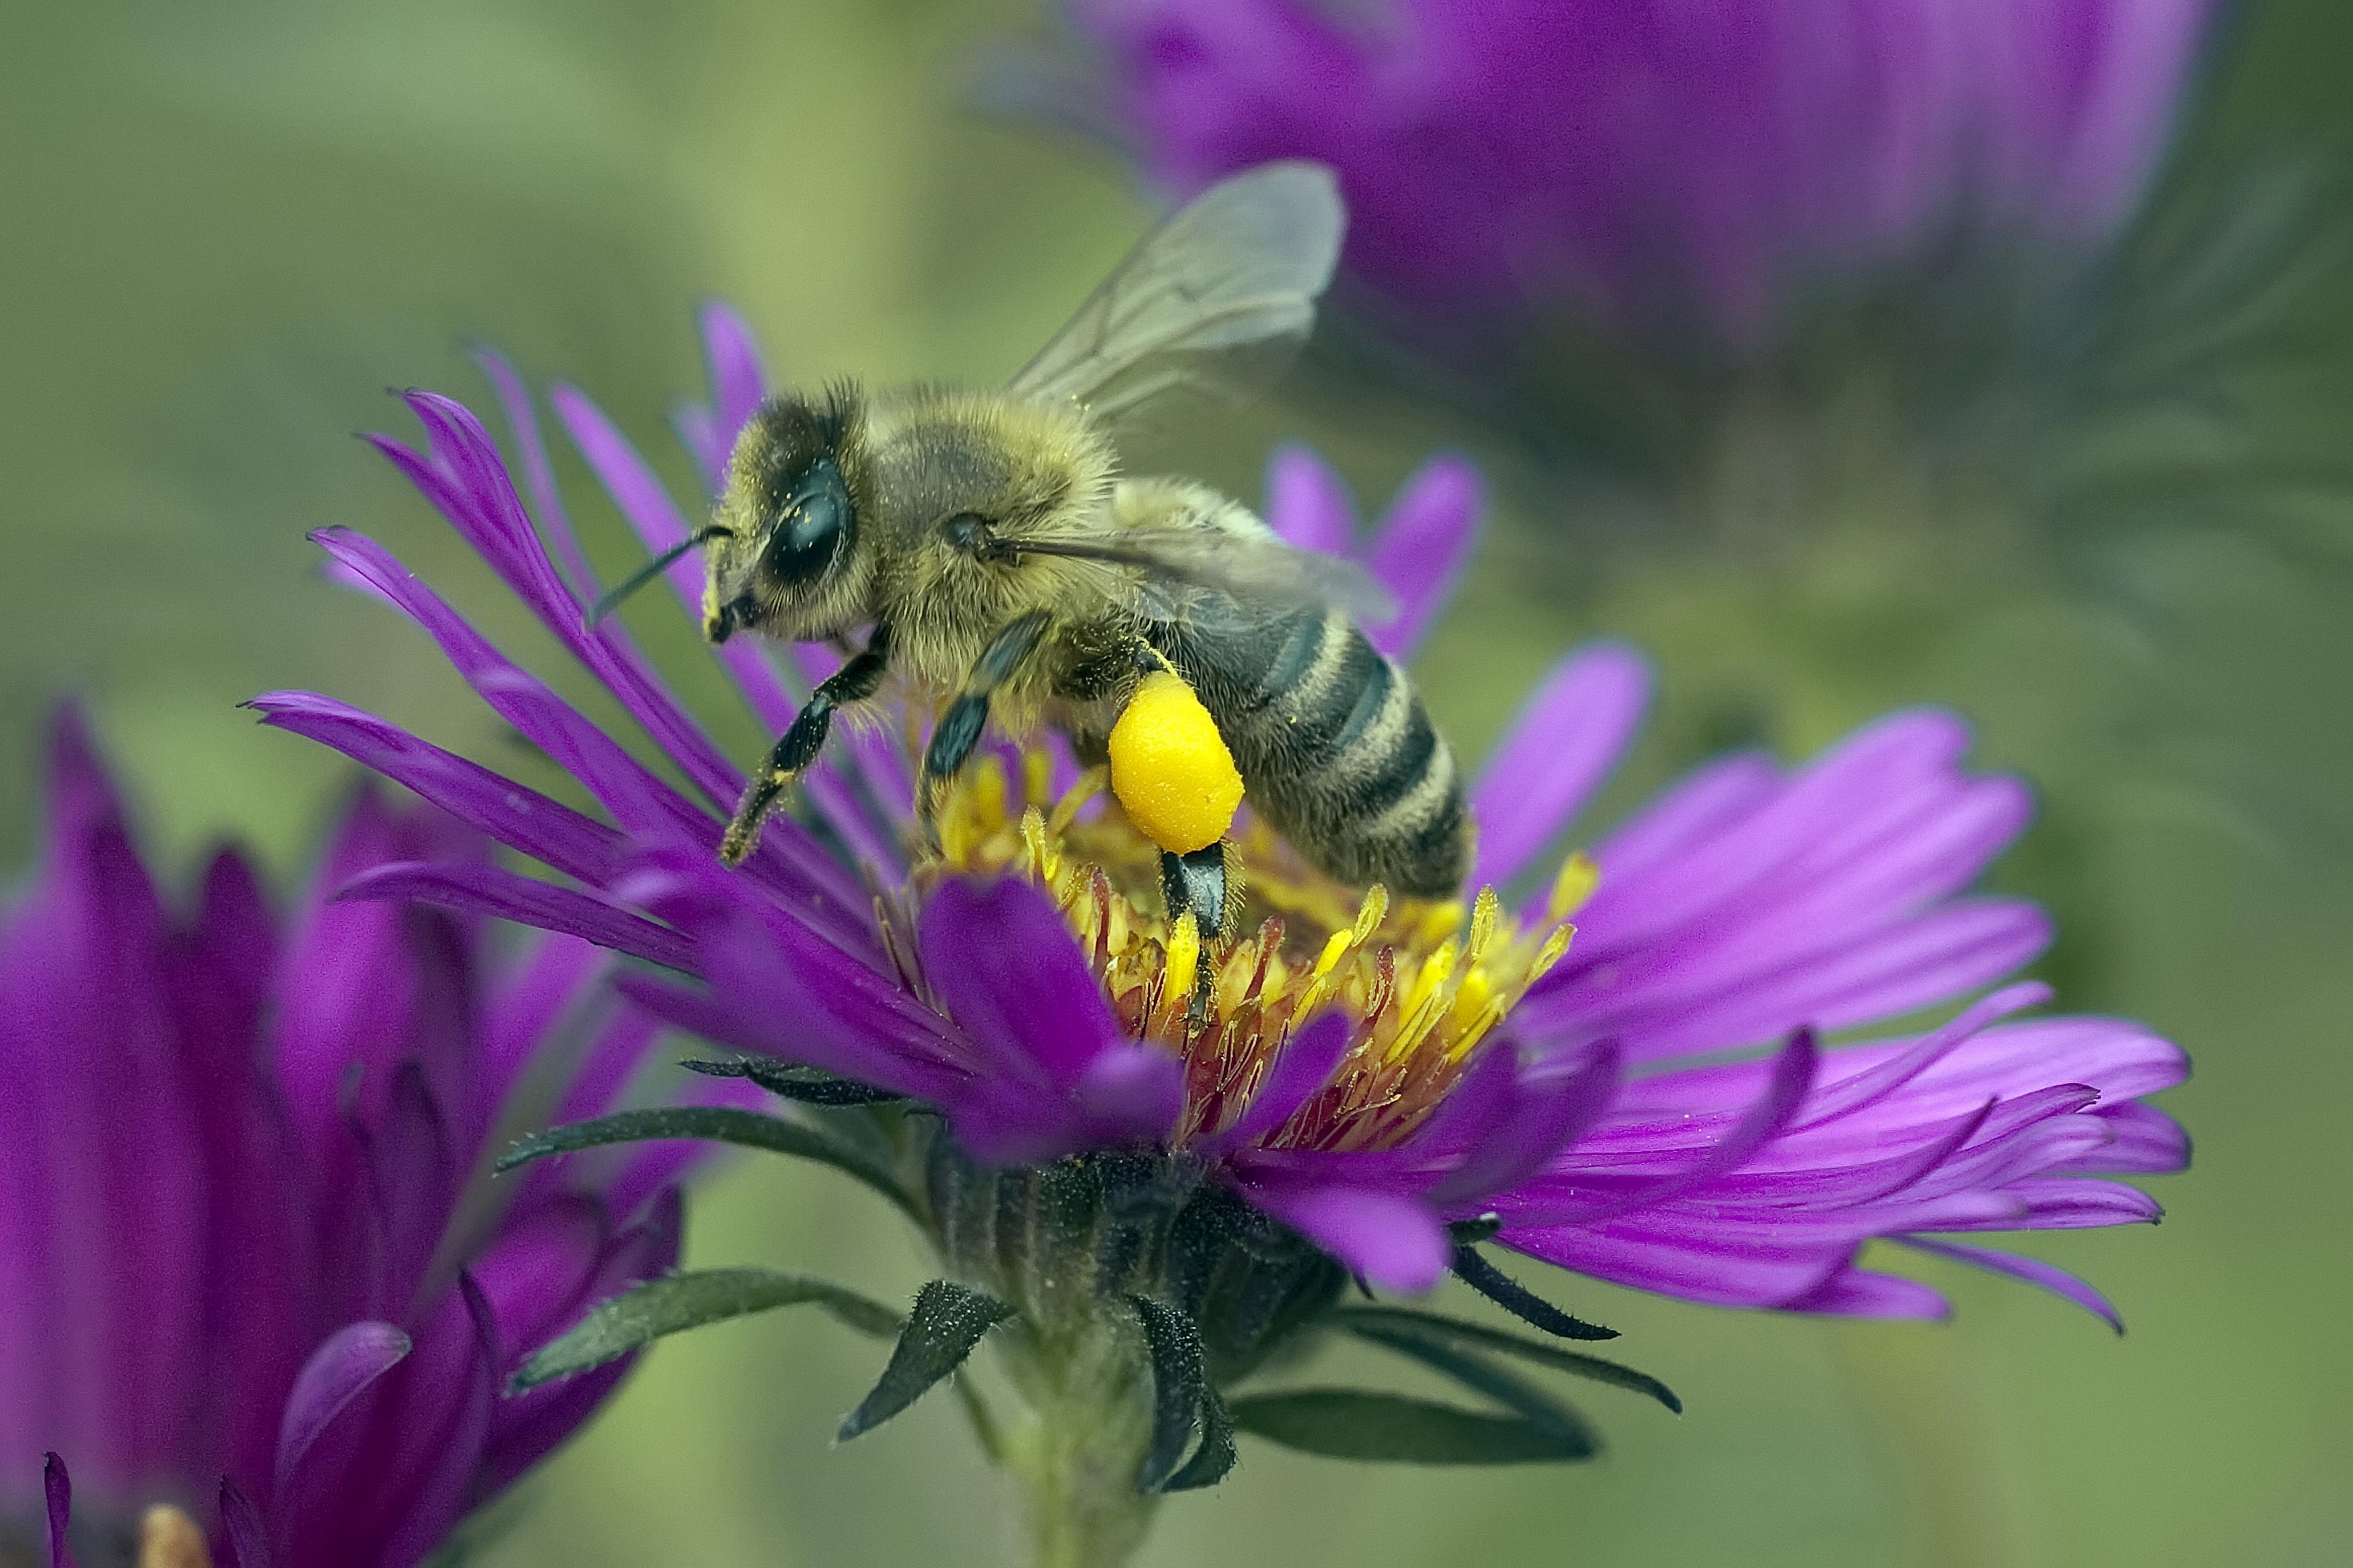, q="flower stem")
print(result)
[996,1327,1160,1568]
